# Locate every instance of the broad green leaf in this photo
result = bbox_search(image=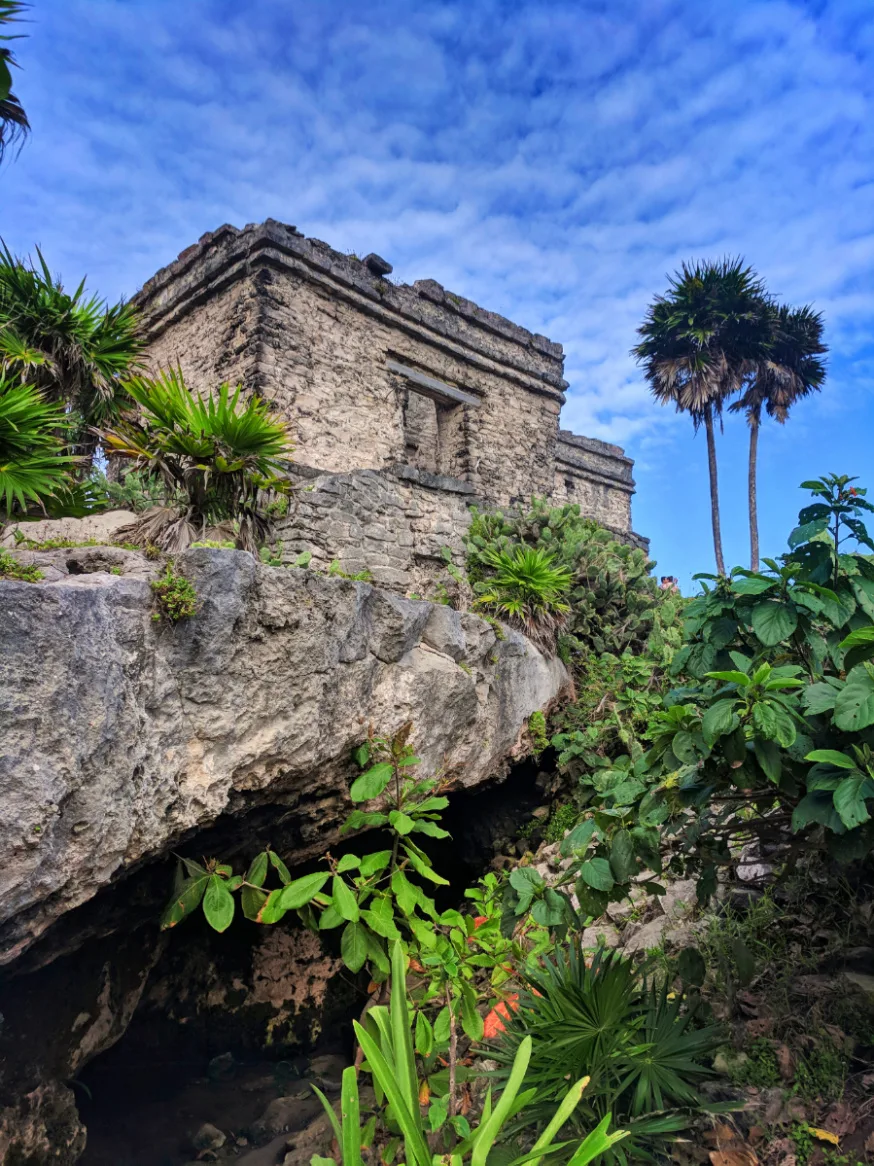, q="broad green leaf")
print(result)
[792,791,845,834]
[428,1096,448,1133]
[336,854,360,874]
[671,730,699,764]
[578,858,614,892]
[278,870,330,910]
[805,749,858,769]
[575,882,609,919]
[360,850,392,877]
[751,601,798,647]
[459,982,484,1043]
[705,670,750,686]
[731,574,776,595]
[160,873,209,929]
[363,930,389,975]
[609,829,636,883]
[434,1005,451,1045]
[268,851,291,885]
[362,896,401,940]
[391,869,418,915]
[833,776,874,830]
[415,1010,434,1057]
[340,810,390,834]
[753,737,781,783]
[702,698,739,747]
[388,810,416,835]
[411,820,451,839]
[257,888,289,924]
[245,852,269,888]
[319,904,344,930]
[559,819,596,857]
[332,875,360,922]
[340,922,369,973]
[202,875,235,932]
[352,742,370,768]
[401,844,450,885]
[241,884,268,921]
[834,667,874,731]
[803,681,840,715]
[788,518,828,547]
[840,625,874,671]
[349,762,394,804]
[509,867,546,895]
